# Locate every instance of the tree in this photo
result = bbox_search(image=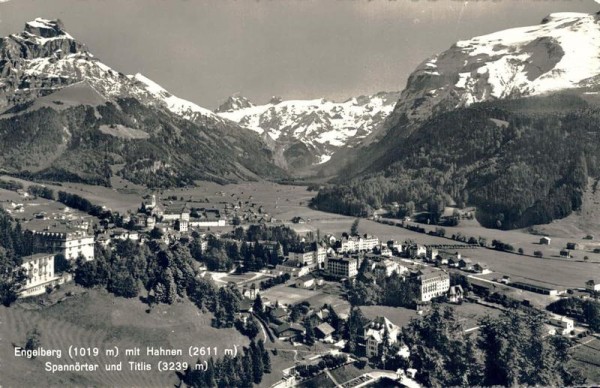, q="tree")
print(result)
[518,248,524,255]
[253,294,264,317]
[345,307,367,354]
[54,253,71,273]
[350,218,360,236]
[304,317,315,346]
[25,326,41,352]
[245,317,260,340]
[0,247,26,306]
[149,227,163,240]
[250,340,264,384]
[584,300,600,332]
